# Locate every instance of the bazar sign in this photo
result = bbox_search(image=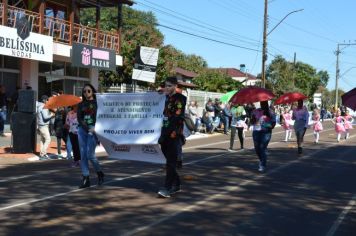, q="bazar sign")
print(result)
[71,43,116,70]
[0,25,53,62]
